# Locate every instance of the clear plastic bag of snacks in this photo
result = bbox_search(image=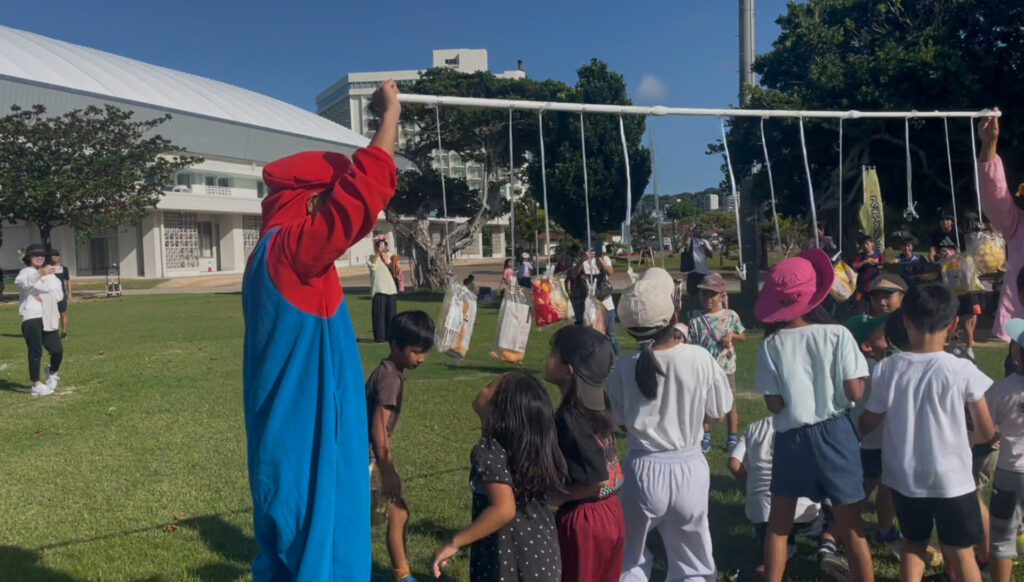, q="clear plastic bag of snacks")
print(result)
[831,260,857,302]
[967,229,1006,275]
[940,255,983,295]
[532,276,574,328]
[491,288,533,364]
[436,283,478,360]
